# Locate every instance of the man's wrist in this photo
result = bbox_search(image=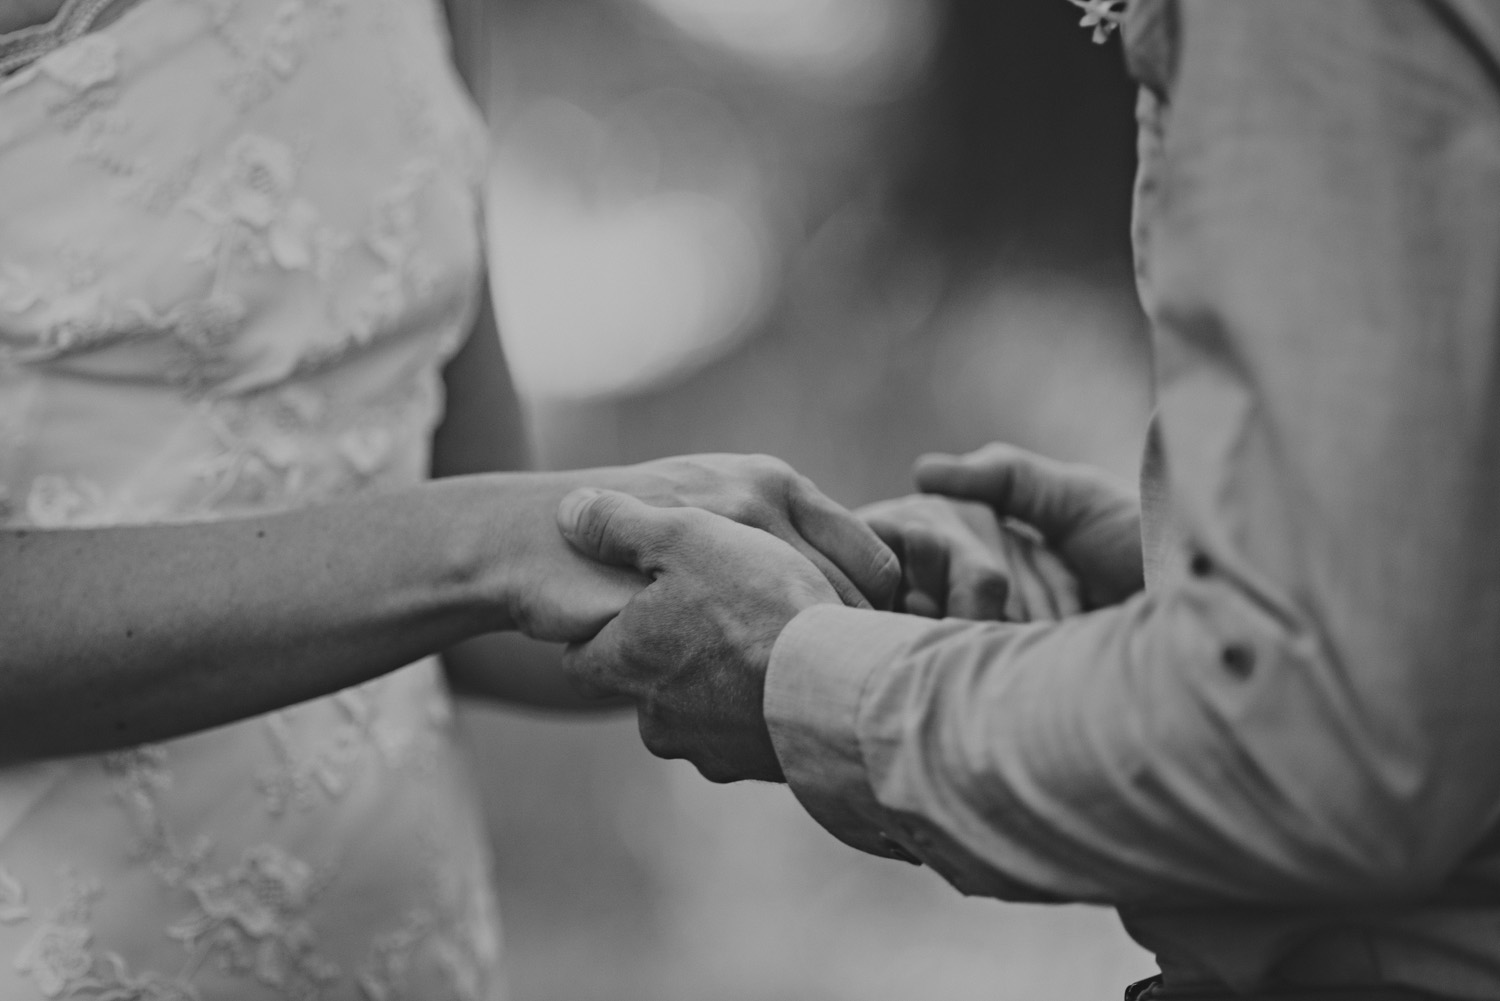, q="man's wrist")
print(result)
[764,605,939,861]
